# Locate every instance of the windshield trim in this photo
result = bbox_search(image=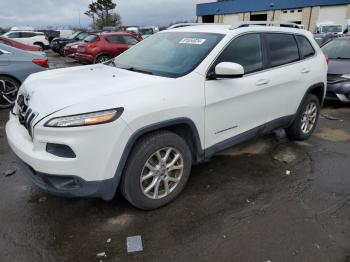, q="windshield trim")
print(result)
[114,32,225,79]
